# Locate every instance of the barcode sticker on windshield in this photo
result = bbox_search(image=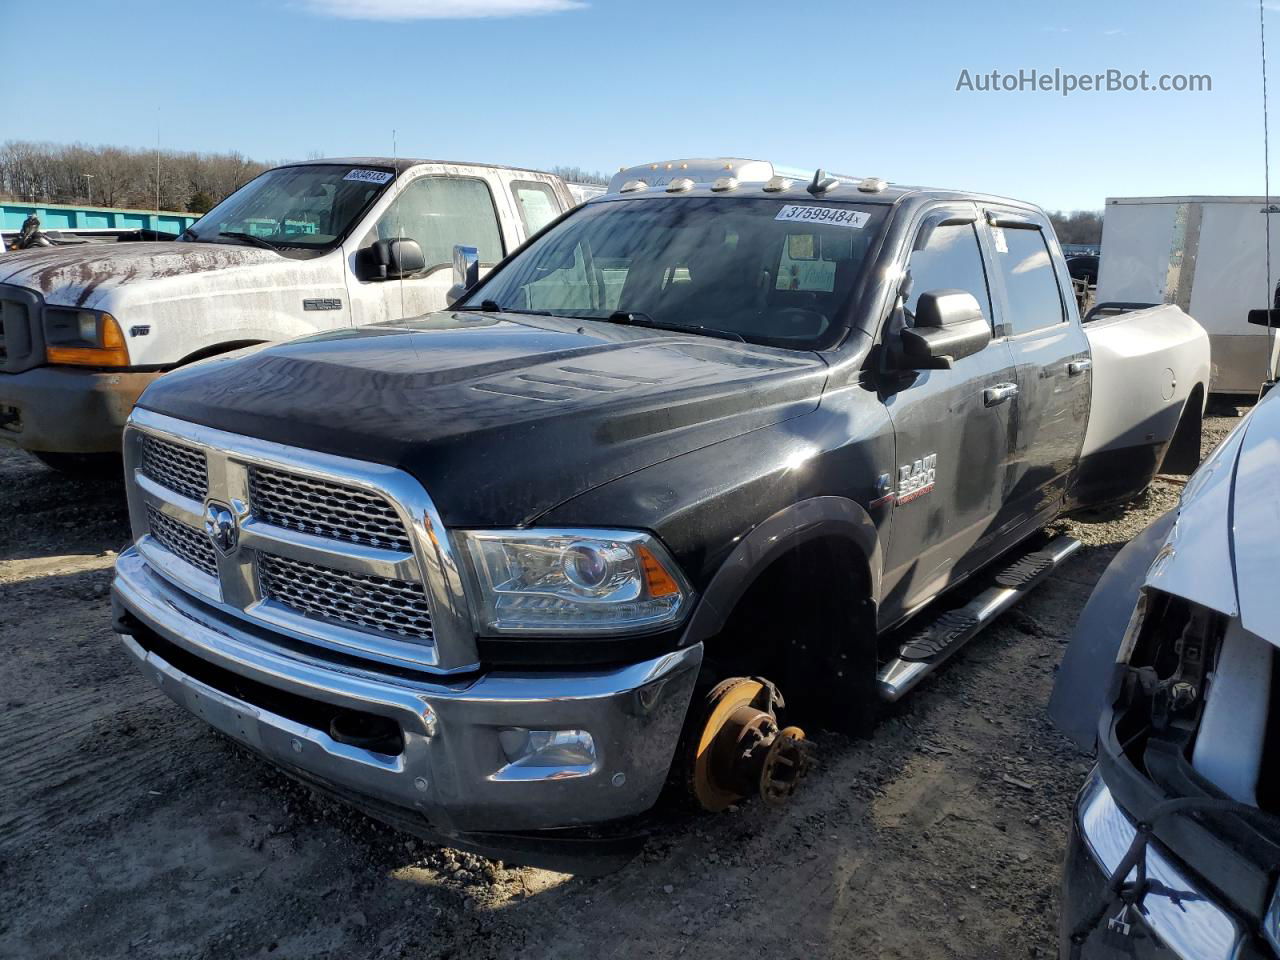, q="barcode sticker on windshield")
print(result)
[344,169,395,184]
[775,205,870,229]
